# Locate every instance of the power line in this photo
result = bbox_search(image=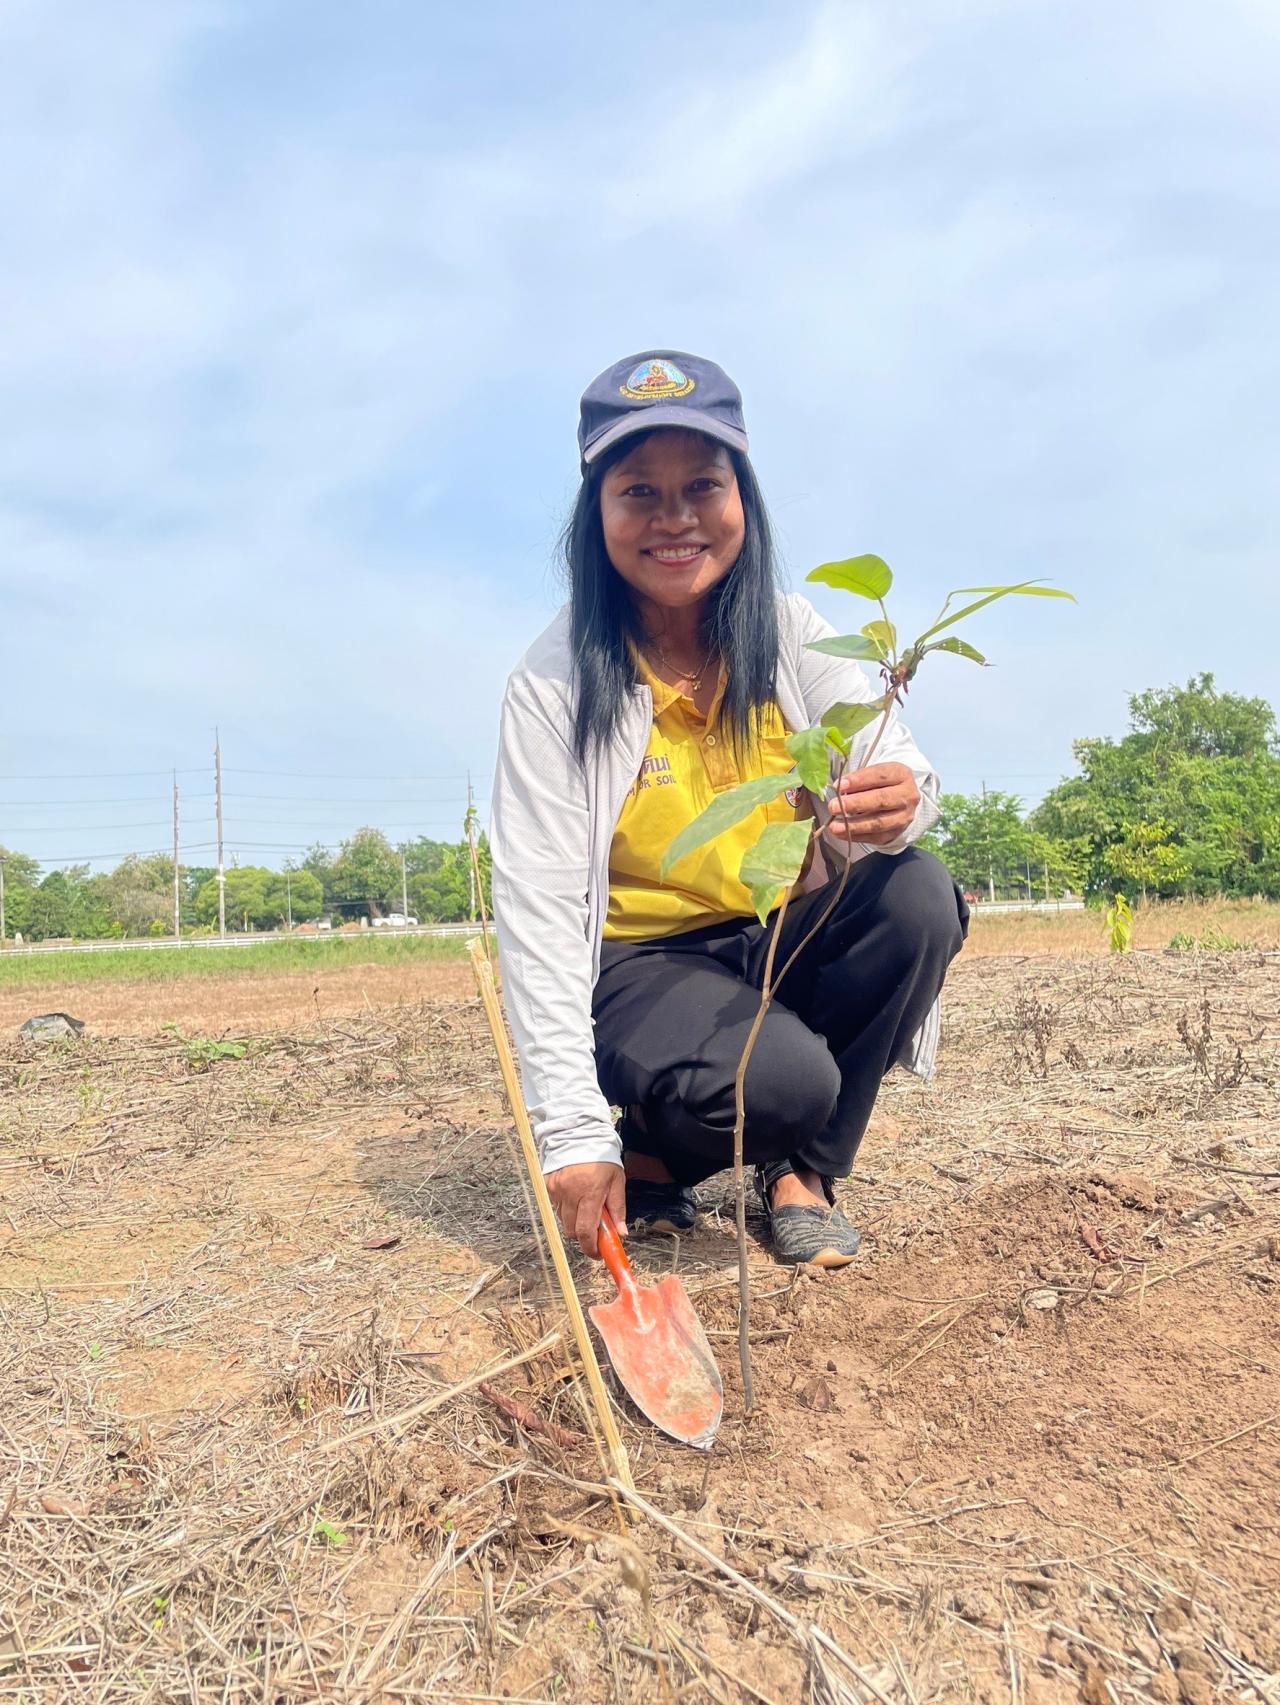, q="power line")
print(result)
[225,769,472,781]
[223,793,486,805]
[0,794,217,806]
[0,769,208,781]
